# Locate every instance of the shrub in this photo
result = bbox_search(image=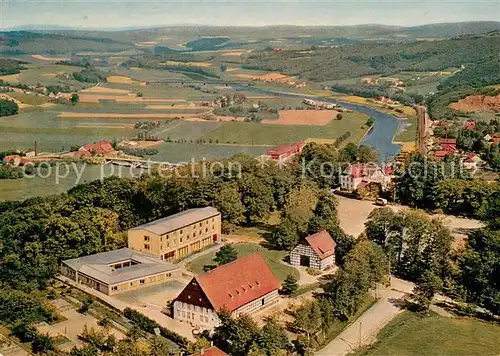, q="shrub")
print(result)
[306,267,322,276]
[123,308,188,347]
